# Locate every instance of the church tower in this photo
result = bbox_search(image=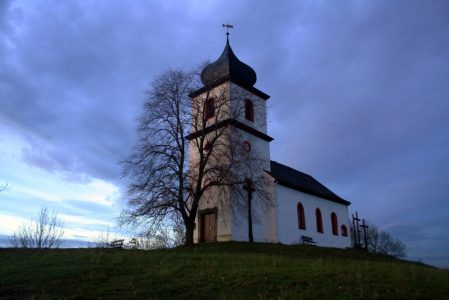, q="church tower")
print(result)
[188,33,277,243]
